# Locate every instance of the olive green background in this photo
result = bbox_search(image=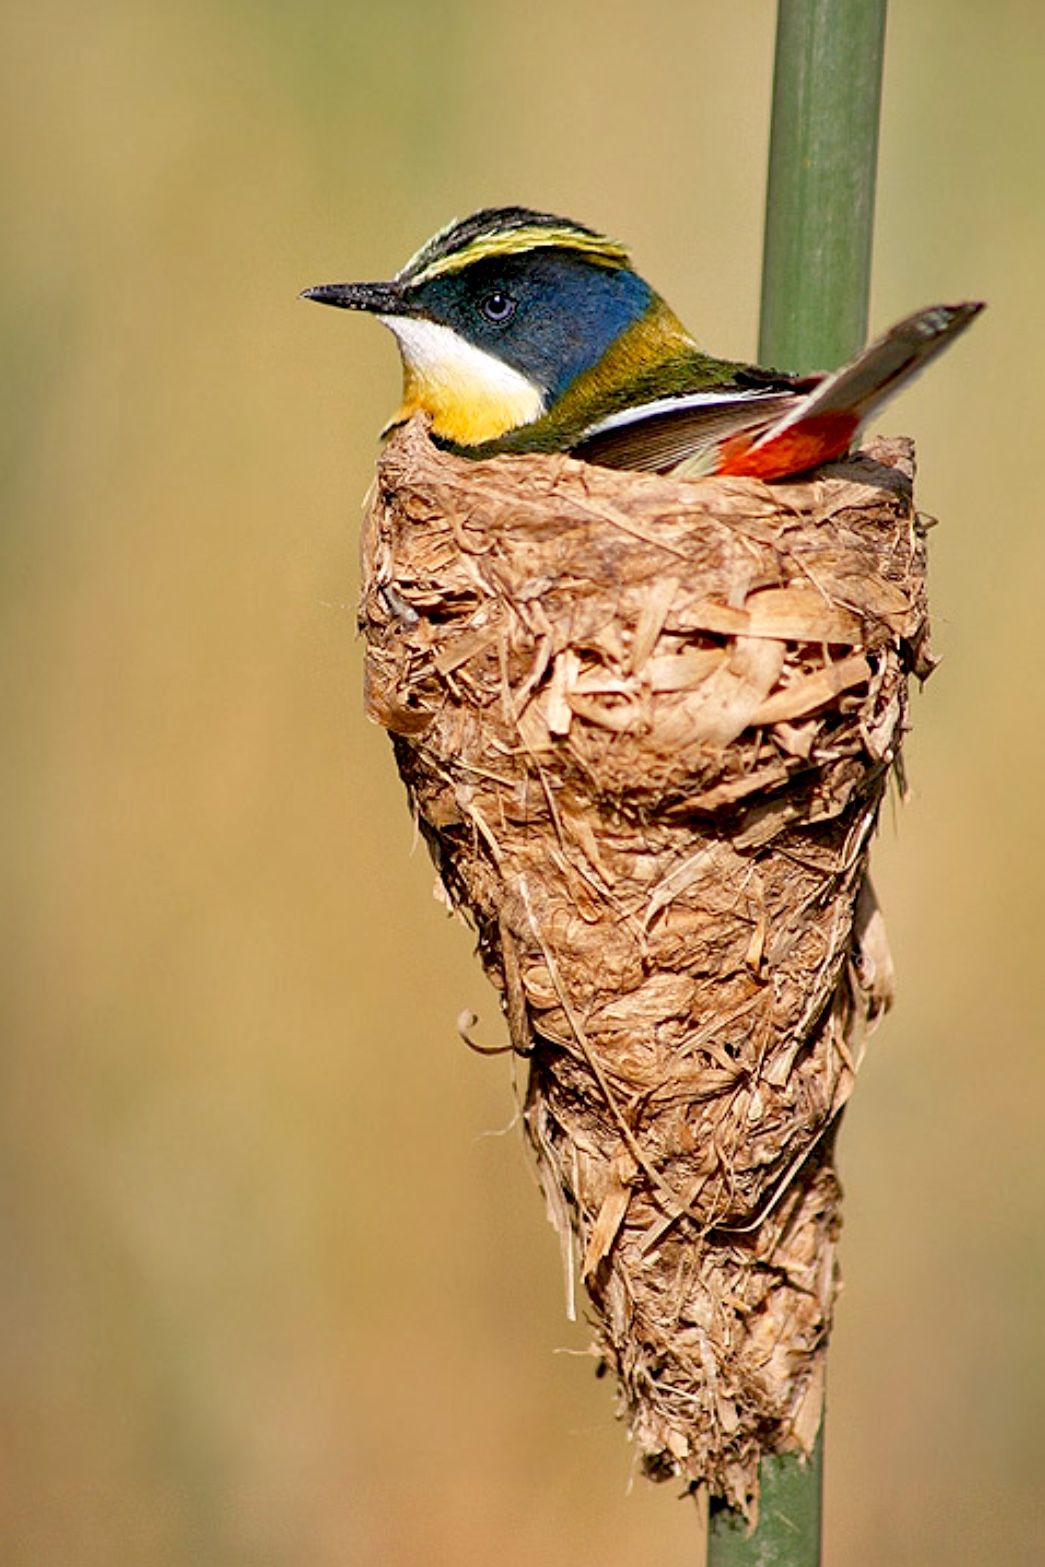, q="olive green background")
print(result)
[4,3,1042,1563]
